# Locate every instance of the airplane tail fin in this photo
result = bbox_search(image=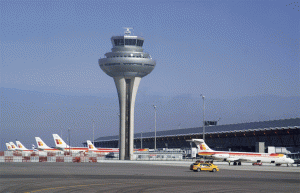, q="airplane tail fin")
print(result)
[186,139,213,152]
[53,134,69,148]
[16,141,28,150]
[35,137,51,149]
[6,143,12,151]
[87,140,97,150]
[9,142,19,150]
